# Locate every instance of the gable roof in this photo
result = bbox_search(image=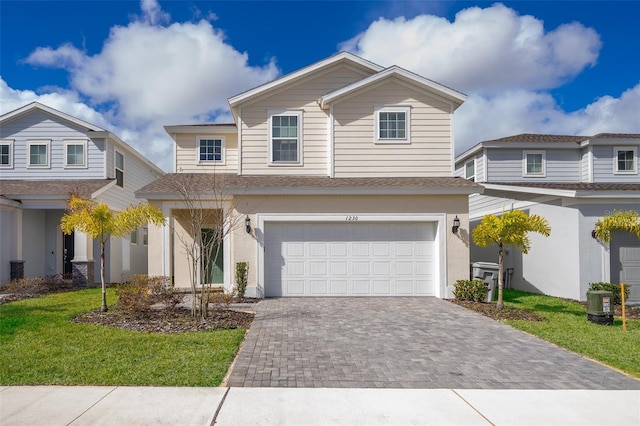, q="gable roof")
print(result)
[0,101,105,132]
[320,65,466,110]
[228,52,384,111]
